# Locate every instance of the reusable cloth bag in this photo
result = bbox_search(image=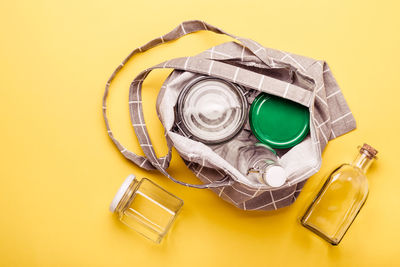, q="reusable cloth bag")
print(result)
[103,20,356,211]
